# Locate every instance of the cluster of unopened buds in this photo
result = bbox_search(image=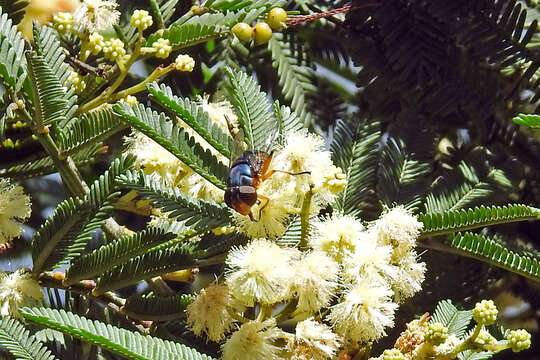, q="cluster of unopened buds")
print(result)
[51,4,194,100]
[374,300,531,360]
[231,7,287,45]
